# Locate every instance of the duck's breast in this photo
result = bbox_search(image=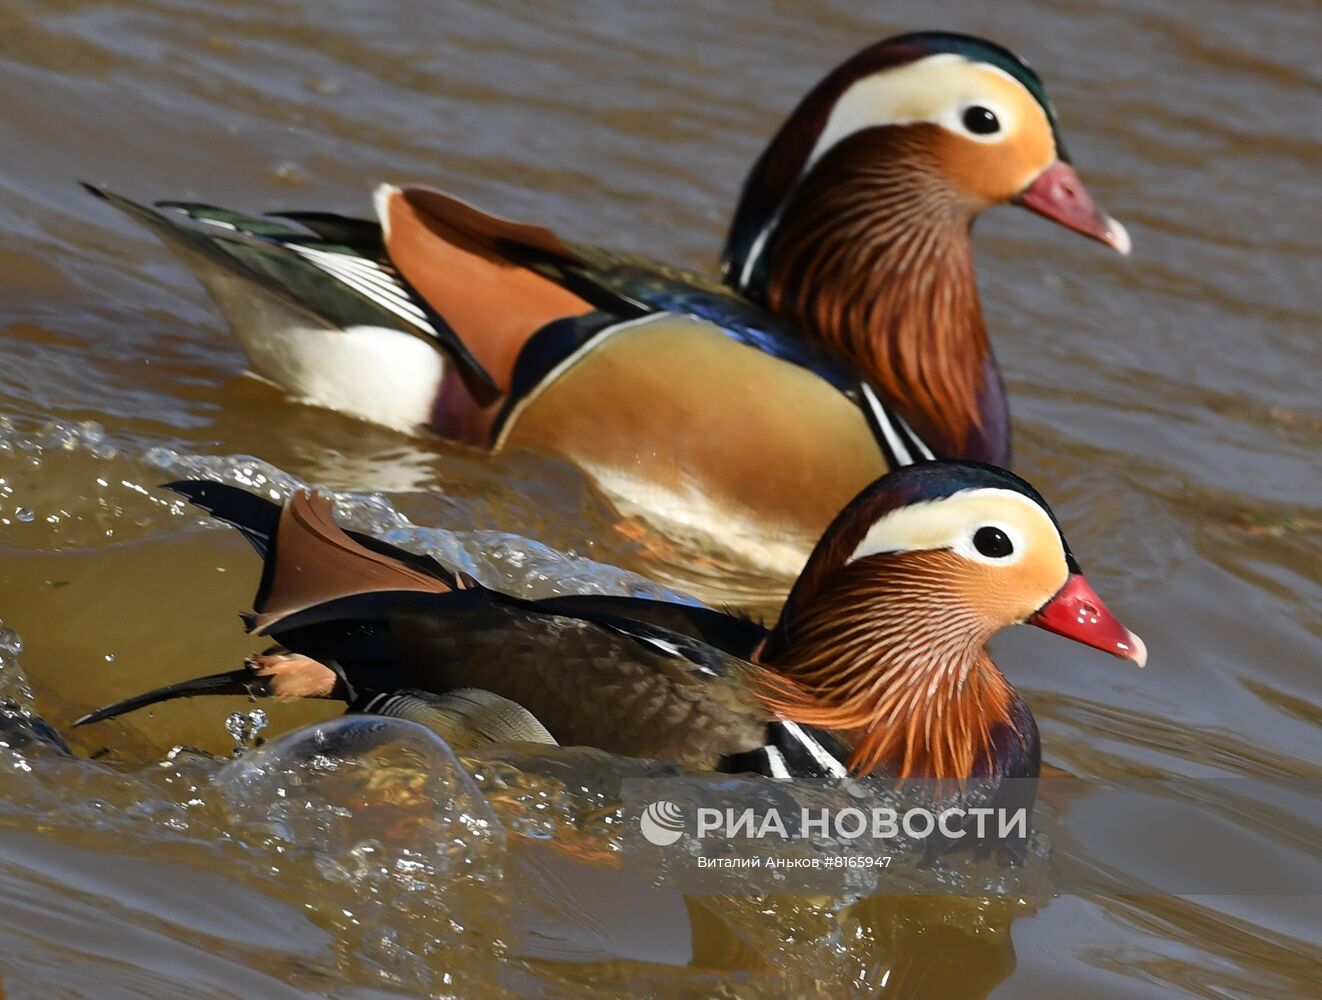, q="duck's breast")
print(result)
[495,313,890,575]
